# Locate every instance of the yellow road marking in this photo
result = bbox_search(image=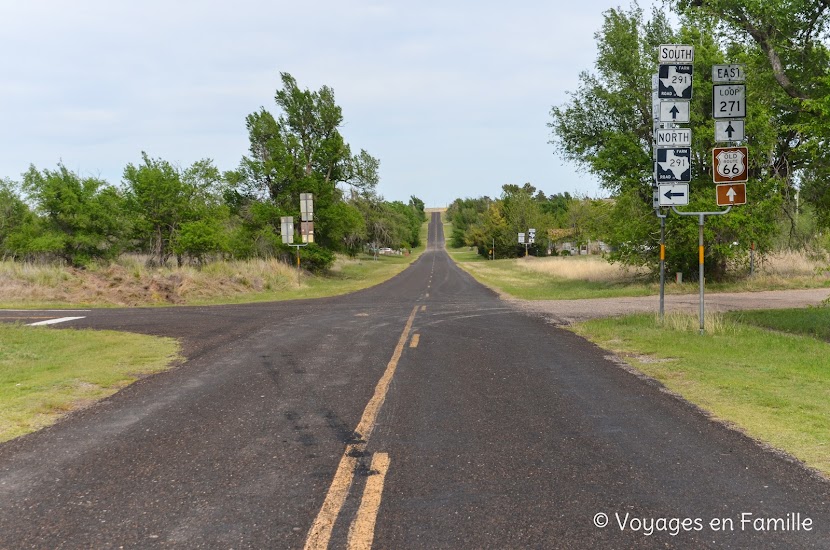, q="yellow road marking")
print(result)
[347,453,391,550]
[304,305,418,550]
[420,305,426,312]
[410,334,420,348]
